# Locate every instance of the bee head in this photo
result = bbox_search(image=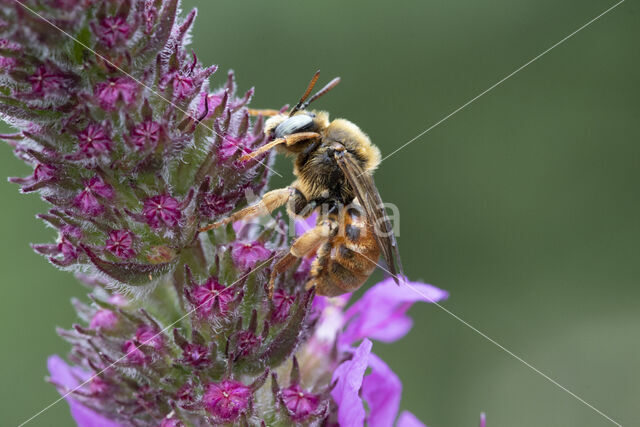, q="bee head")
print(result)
[264,71,339,140]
